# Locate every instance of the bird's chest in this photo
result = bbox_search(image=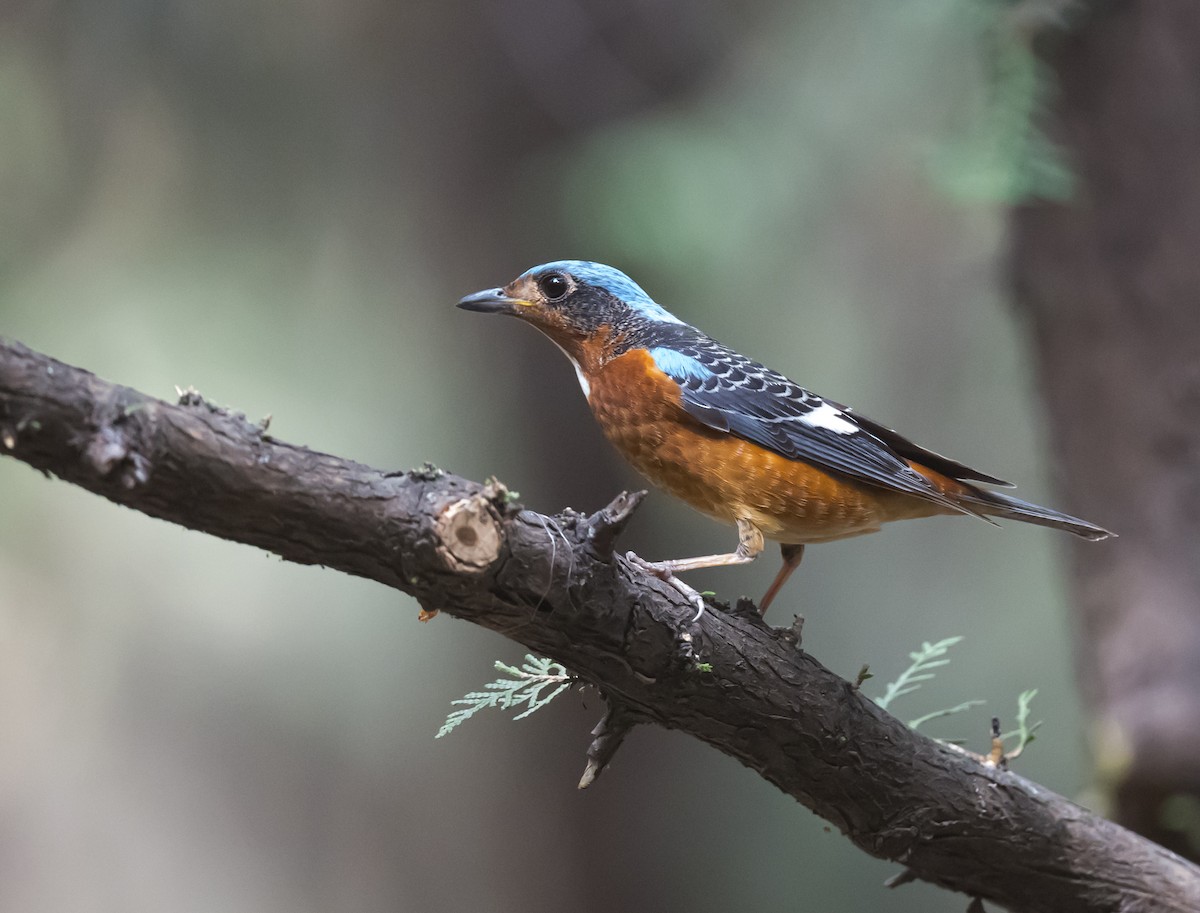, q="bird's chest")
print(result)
[583,348,898,540]
[586,349,691,465]
[585,348,740,520]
